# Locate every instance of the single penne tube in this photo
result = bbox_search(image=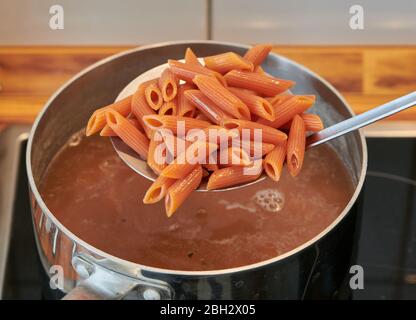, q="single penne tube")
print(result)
[206,160,263,190]
[131,82,157,138]
[219,147,252,167]
[184,47,202,66]
[286,114,306,177]
[184,89,232,125]
[258,95,316,128]
[204,52,254,74]
[158,68,179,102]
[193,75,251,120]
[221,119,287,145]
[177,83,197,117]
[168,59,226,85]
[224,70,295,97]
[280,113,324,132]
[165,165,203,217]
[144,79,163,110]
[86,95,132,136]
[100,118,141,136]
[159,101,178,116]
[143,175,176,204]
[263,141,287,181]
[143,115,211,134]
[147,131,168,174]
[227,87,275,121]
[160,141,218,179]
[105,109,149,160]
[243,44,273,66]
